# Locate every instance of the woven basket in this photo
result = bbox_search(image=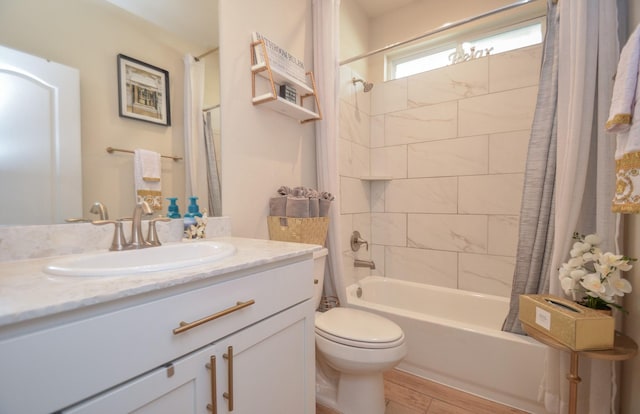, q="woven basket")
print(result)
[267,216,329,245]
